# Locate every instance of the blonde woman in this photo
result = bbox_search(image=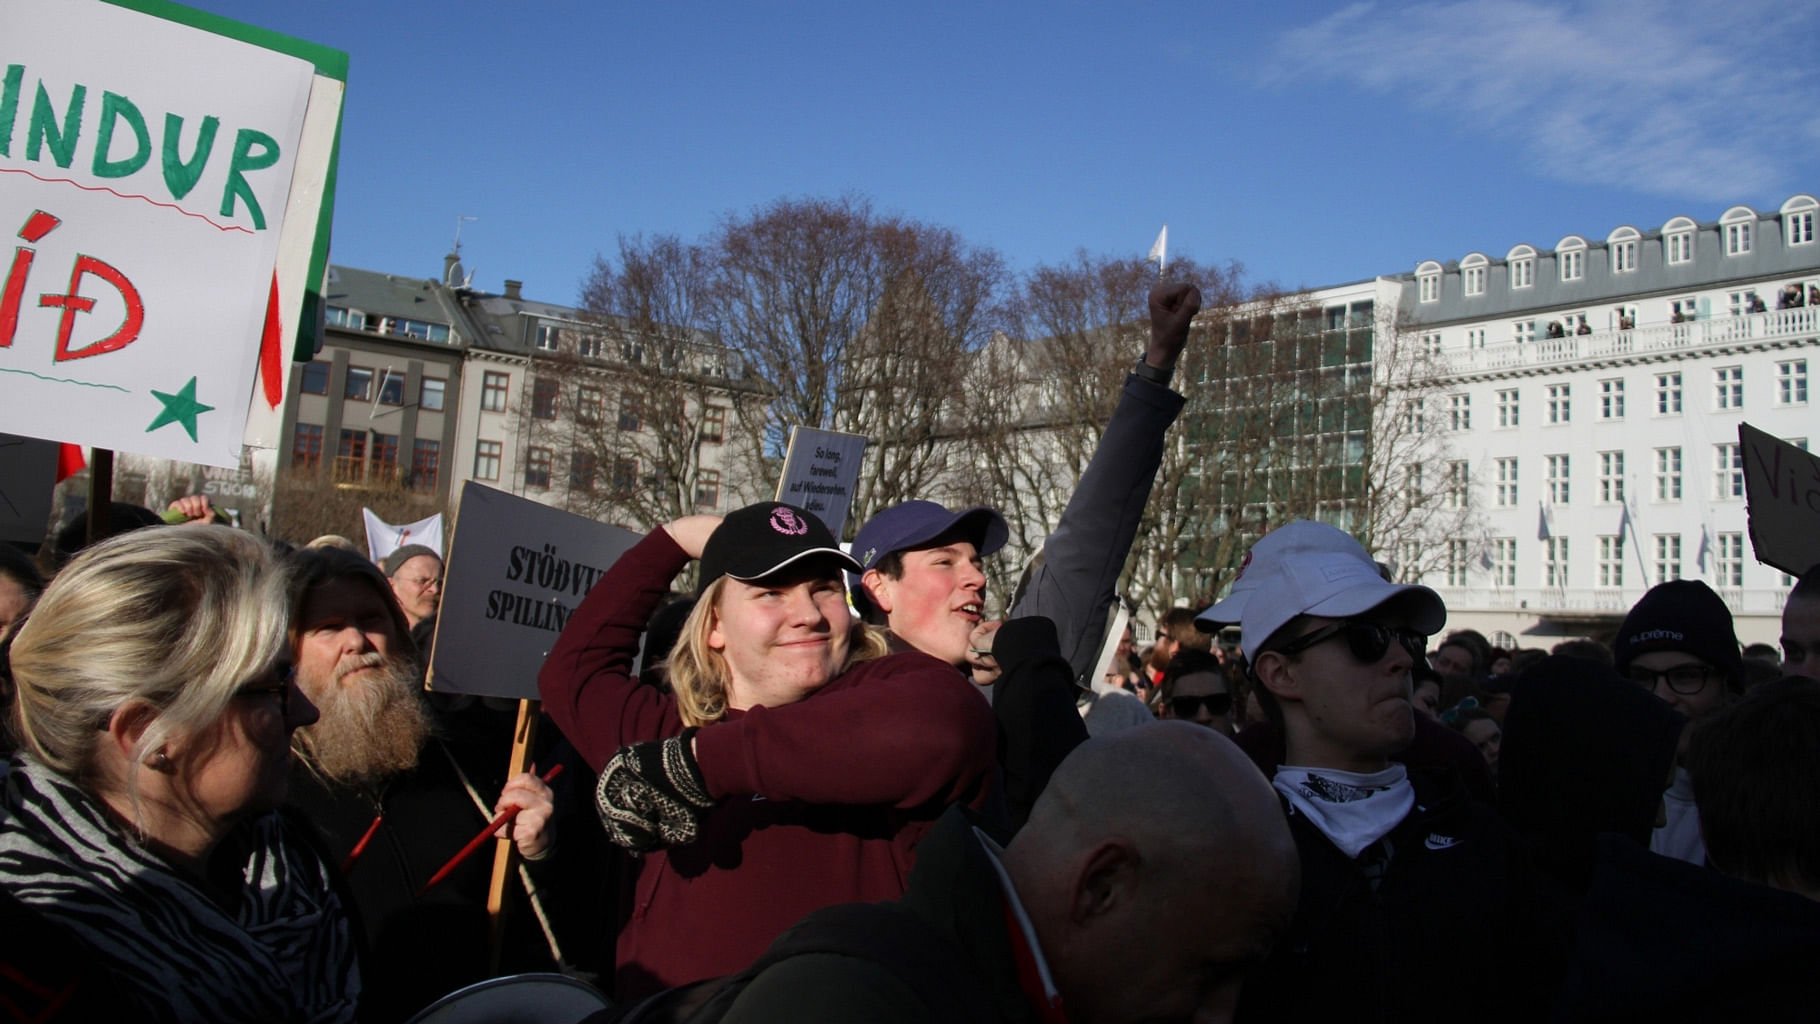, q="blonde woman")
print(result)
[0,526,356,1022]
[539,501,996,998]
